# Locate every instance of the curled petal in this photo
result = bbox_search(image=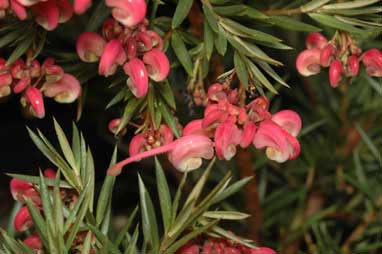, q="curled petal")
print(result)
[253,120,300,163]
[305,32,327,49]
[10,0,27,20]
[42,73,81,103]
[214,121,242,160]
[329,59,343,87]
[250,247,277,254]
[10,178,40,204]
[296,48,321,76]
[146,30,163,50]
[136,31,153,52]
[207,83,226,101]
[29,59,41,77]
[99,39,127,77]
[142,49,170,81]
[105,0,147,28]
[346,55,359,77]
[76,32,106,62]
[123,58,148,98]
[56,0,73,23]
[177,244,200,254]
[45,64,64,83]
[129,133,146,156]
[126,37,137,60]
[183,119,212,137]
[159,124,174,144]
[362,48,382,77]
[168,135,214,172]
[73,0,91,14]
[13,77,30,93]
[202,109,228,129]
[102,18,123,40]
[11,59,27,79]
[23,235,43,251]
[14,206,33,232]
[24,87,45,118]
[32,1,60,31]
[320,44,336,67]
[108,118,126,135]
[271,110,302,137]
[0,73,13,87]
[240,122,257,148]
